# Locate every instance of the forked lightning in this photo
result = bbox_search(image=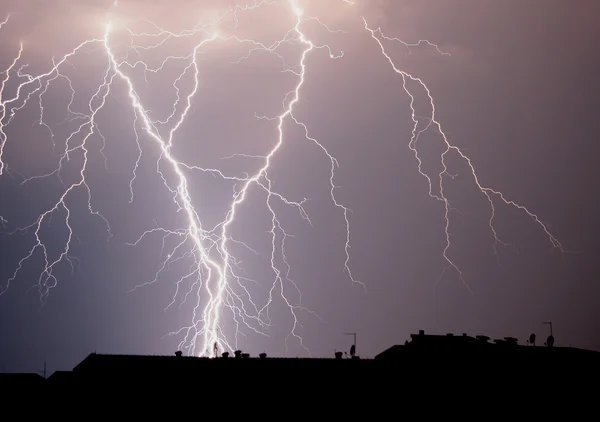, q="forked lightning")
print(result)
[0,1,563,357]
